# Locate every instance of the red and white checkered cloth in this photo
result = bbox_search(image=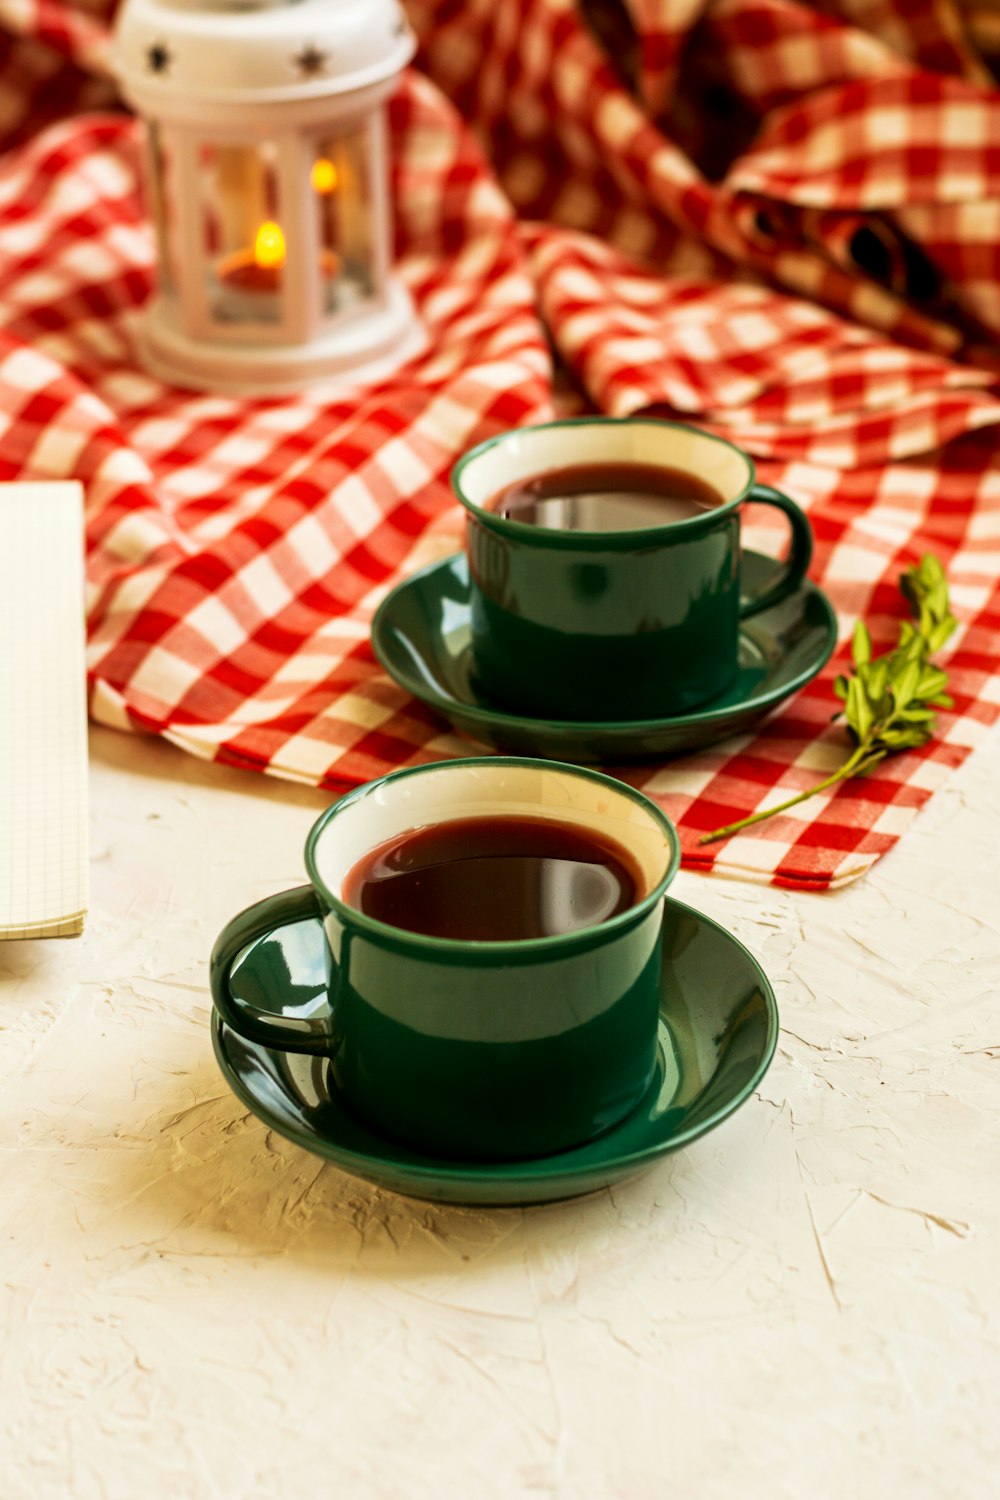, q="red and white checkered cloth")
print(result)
[2,0,1000,890]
